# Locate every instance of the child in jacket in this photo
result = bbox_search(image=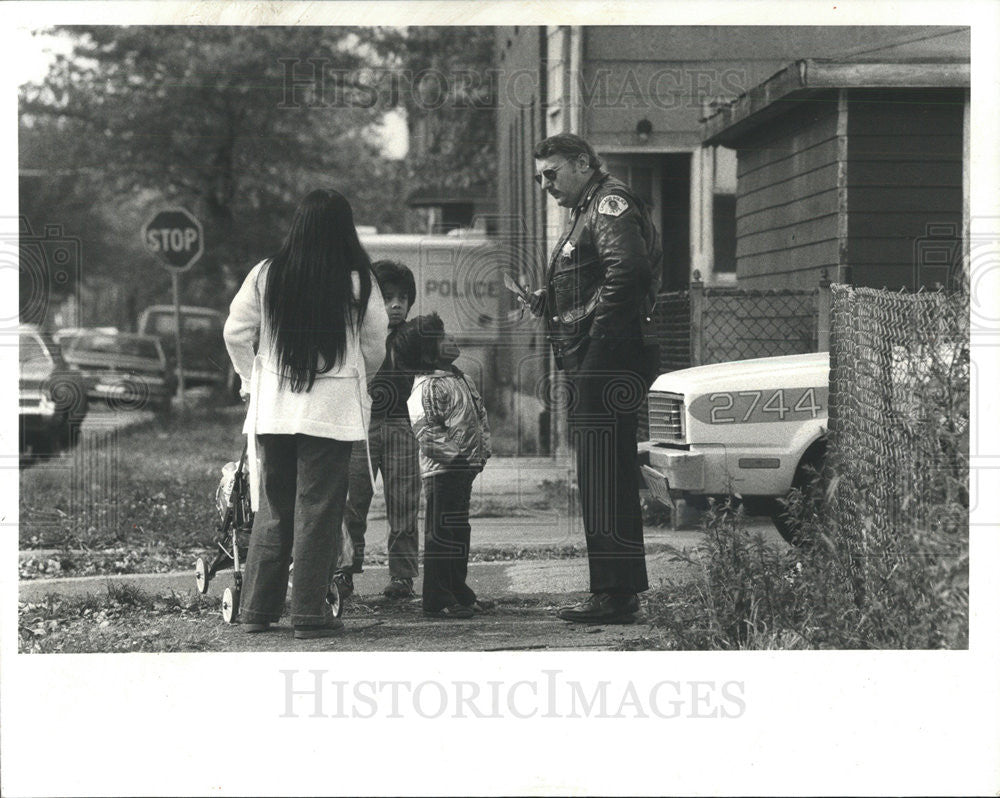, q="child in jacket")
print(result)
[396,313,492,618]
